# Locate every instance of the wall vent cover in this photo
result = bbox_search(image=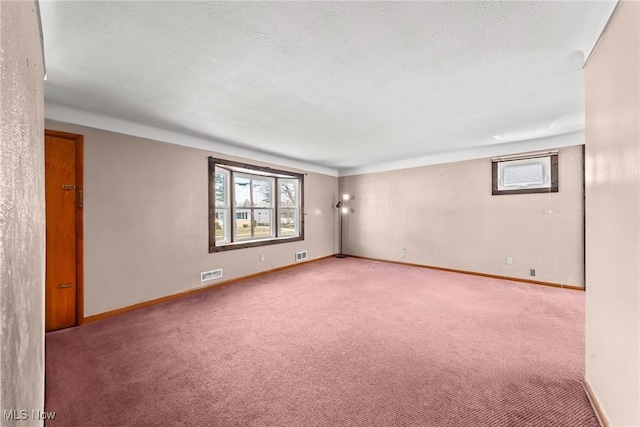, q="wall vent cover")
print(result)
[295,251,308,262]
[201,269,223,282]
